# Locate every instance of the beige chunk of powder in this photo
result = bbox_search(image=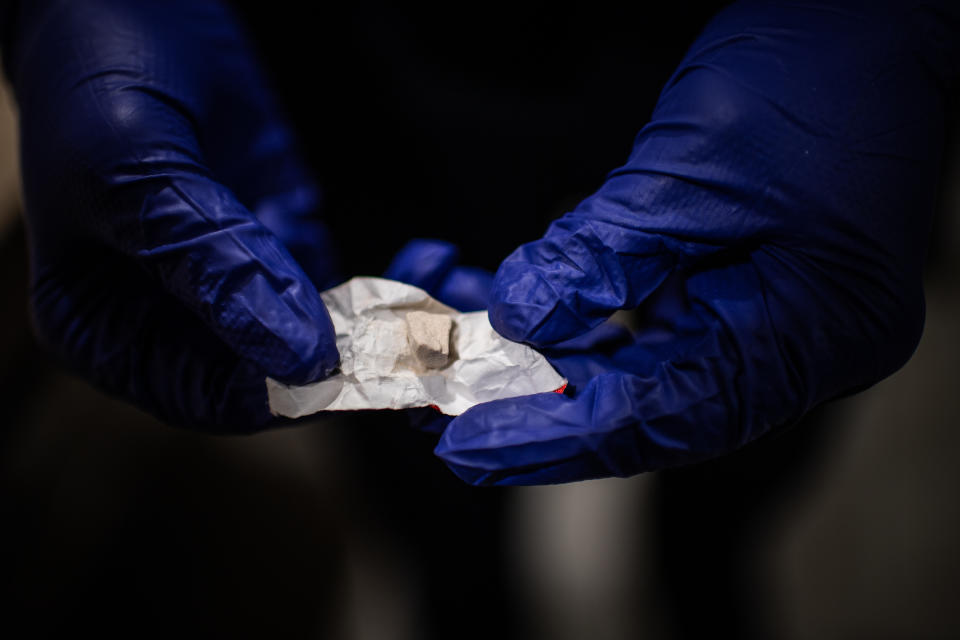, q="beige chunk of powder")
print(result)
[405,310,453,369]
